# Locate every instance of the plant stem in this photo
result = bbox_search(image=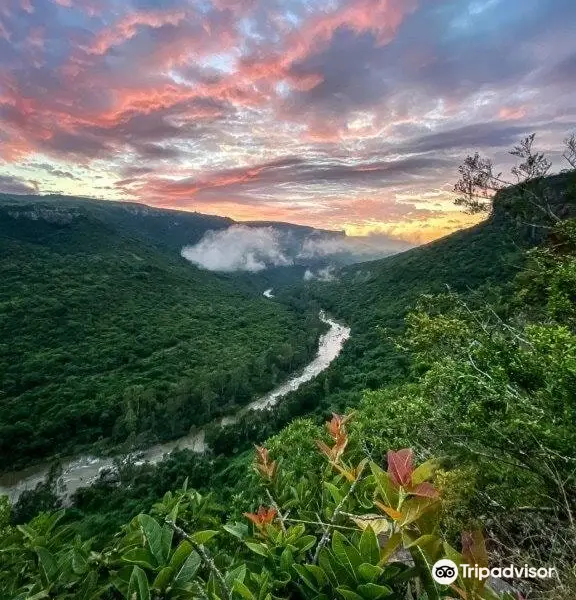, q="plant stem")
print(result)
[166,519,231,600]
